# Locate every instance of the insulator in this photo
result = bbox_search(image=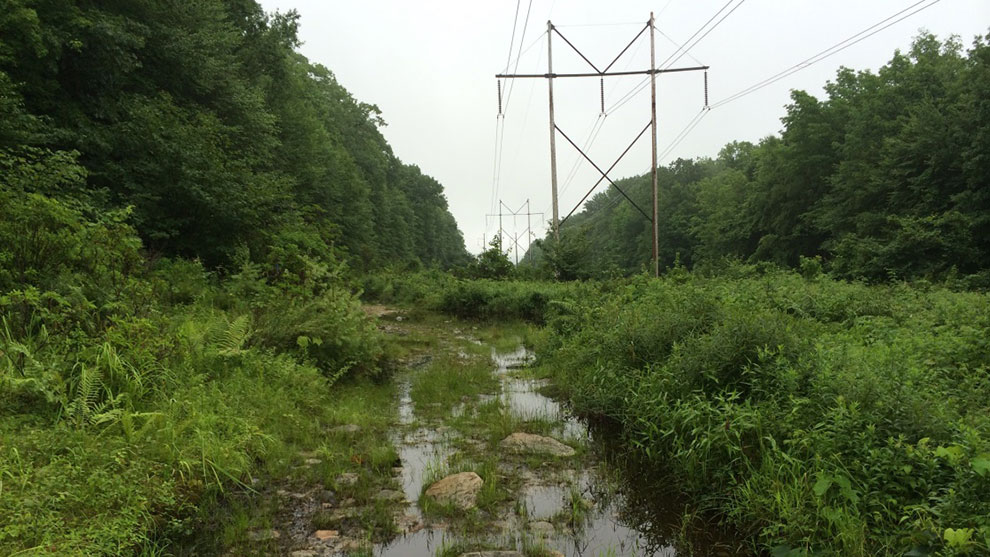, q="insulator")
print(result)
[703,71,709,108]
[497,80,503,116]
[600,77,605,114]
